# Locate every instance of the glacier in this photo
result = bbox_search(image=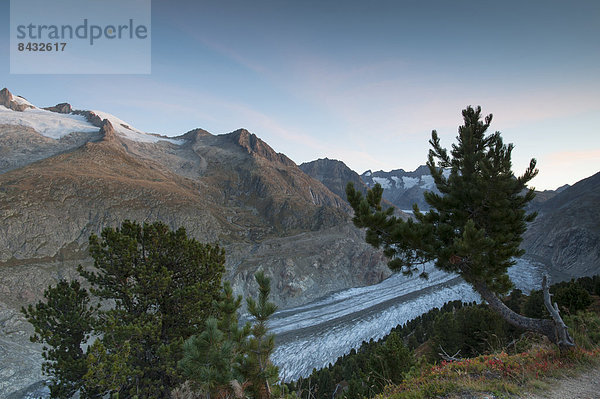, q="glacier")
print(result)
[270,258,545,381]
